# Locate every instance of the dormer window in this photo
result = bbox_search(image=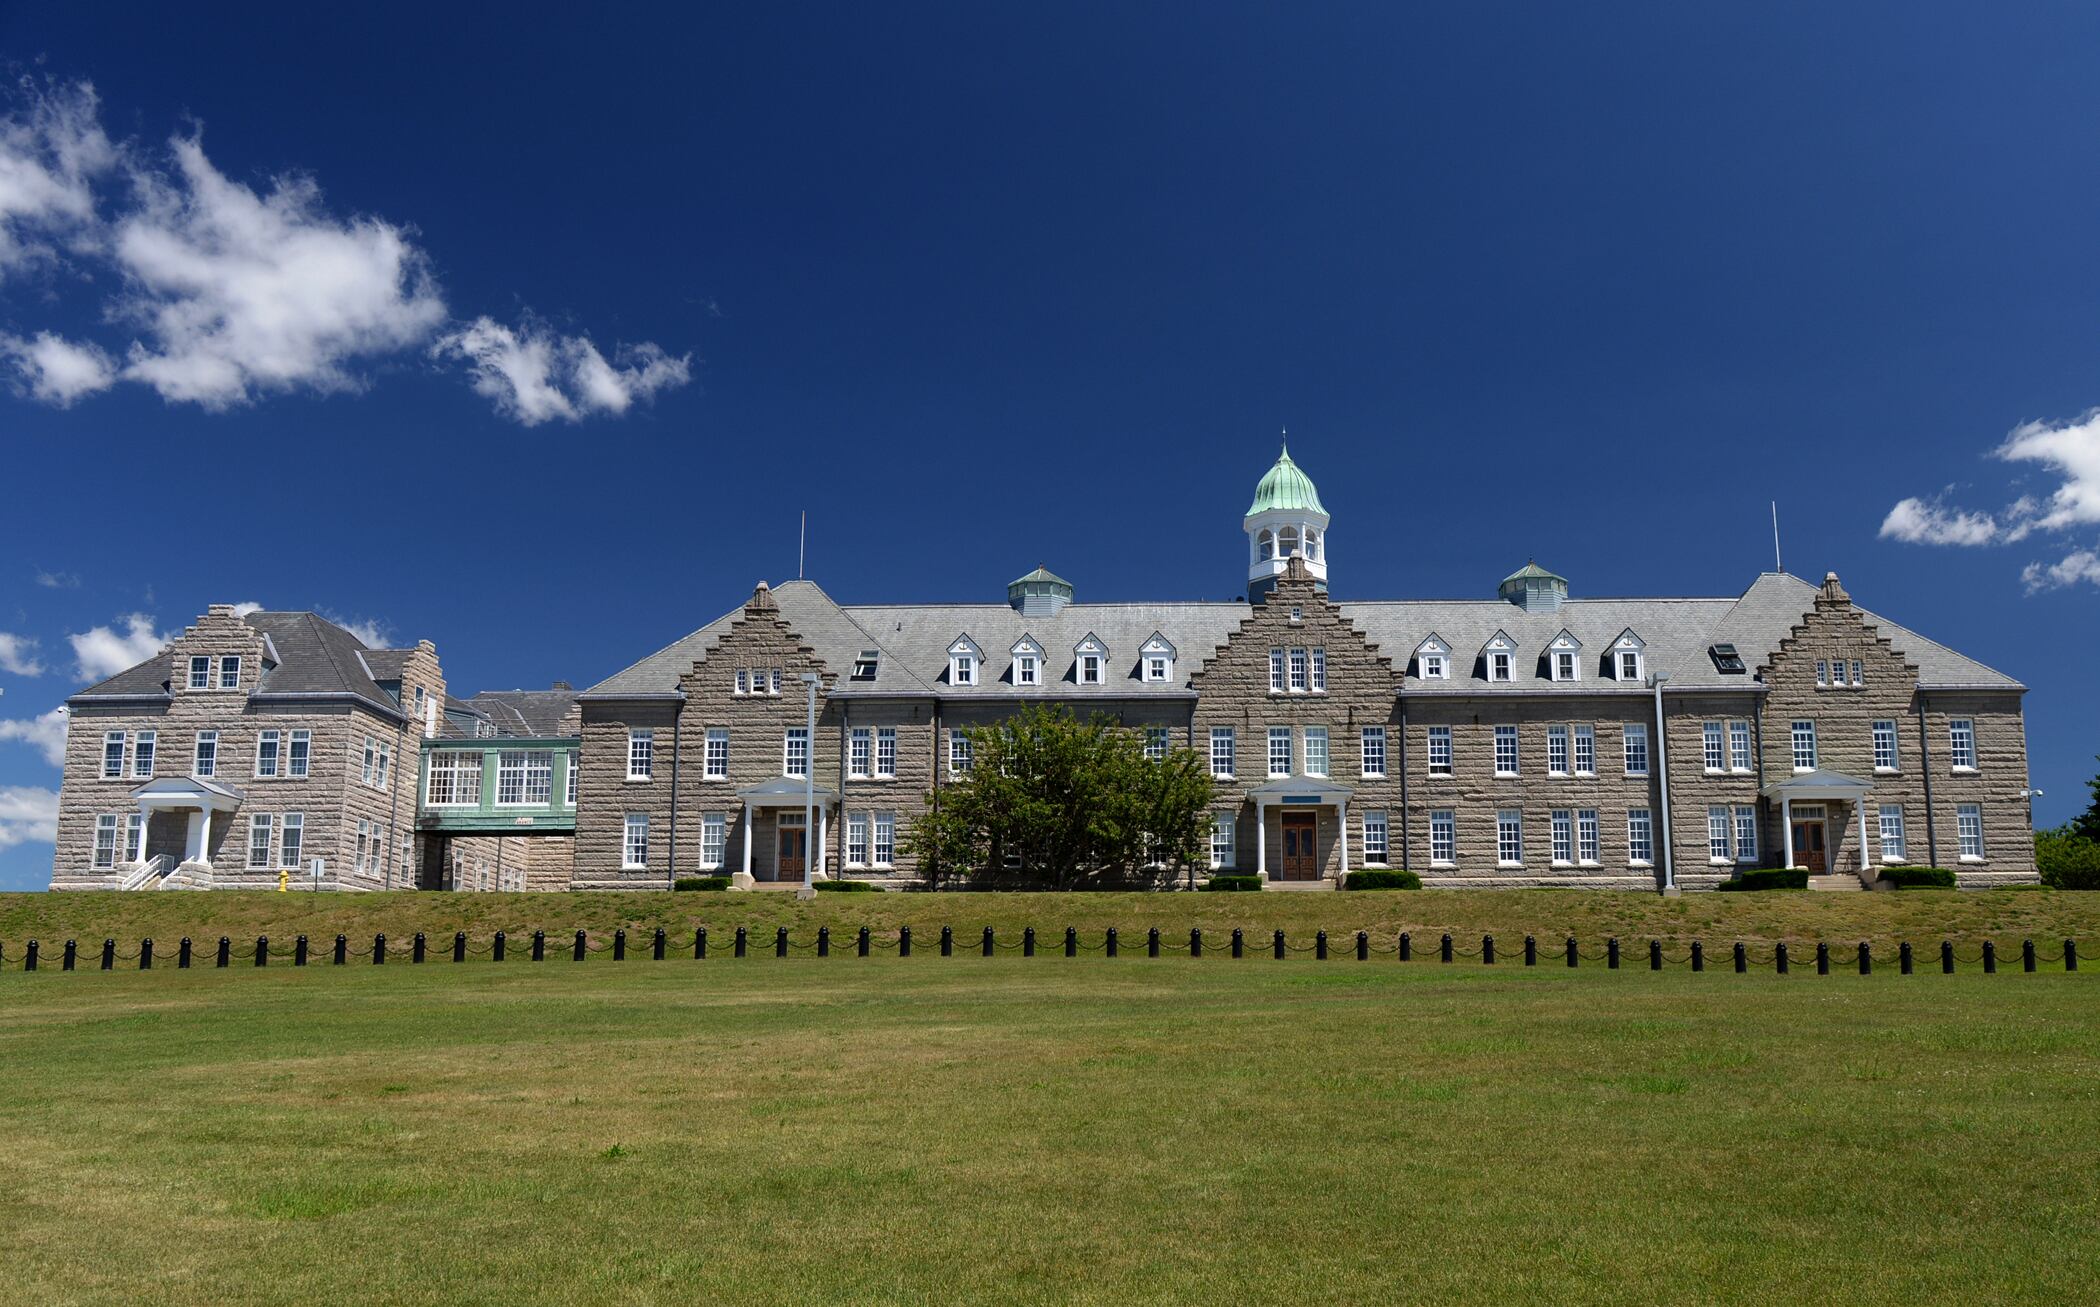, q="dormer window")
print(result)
[1415,635,1451,681]
[851,650,879,681]
[948,636,983,687]
[1549,632,1582,682]
[1010,636,1043,688]
[1491,653,1512,682]
[1618,650,1642,680]
[1074,634,1107,686]
[1080,654,1101,684]
[1141,633,1177,684]
[1611,630,1646,682]
[1481,632,1517,683]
